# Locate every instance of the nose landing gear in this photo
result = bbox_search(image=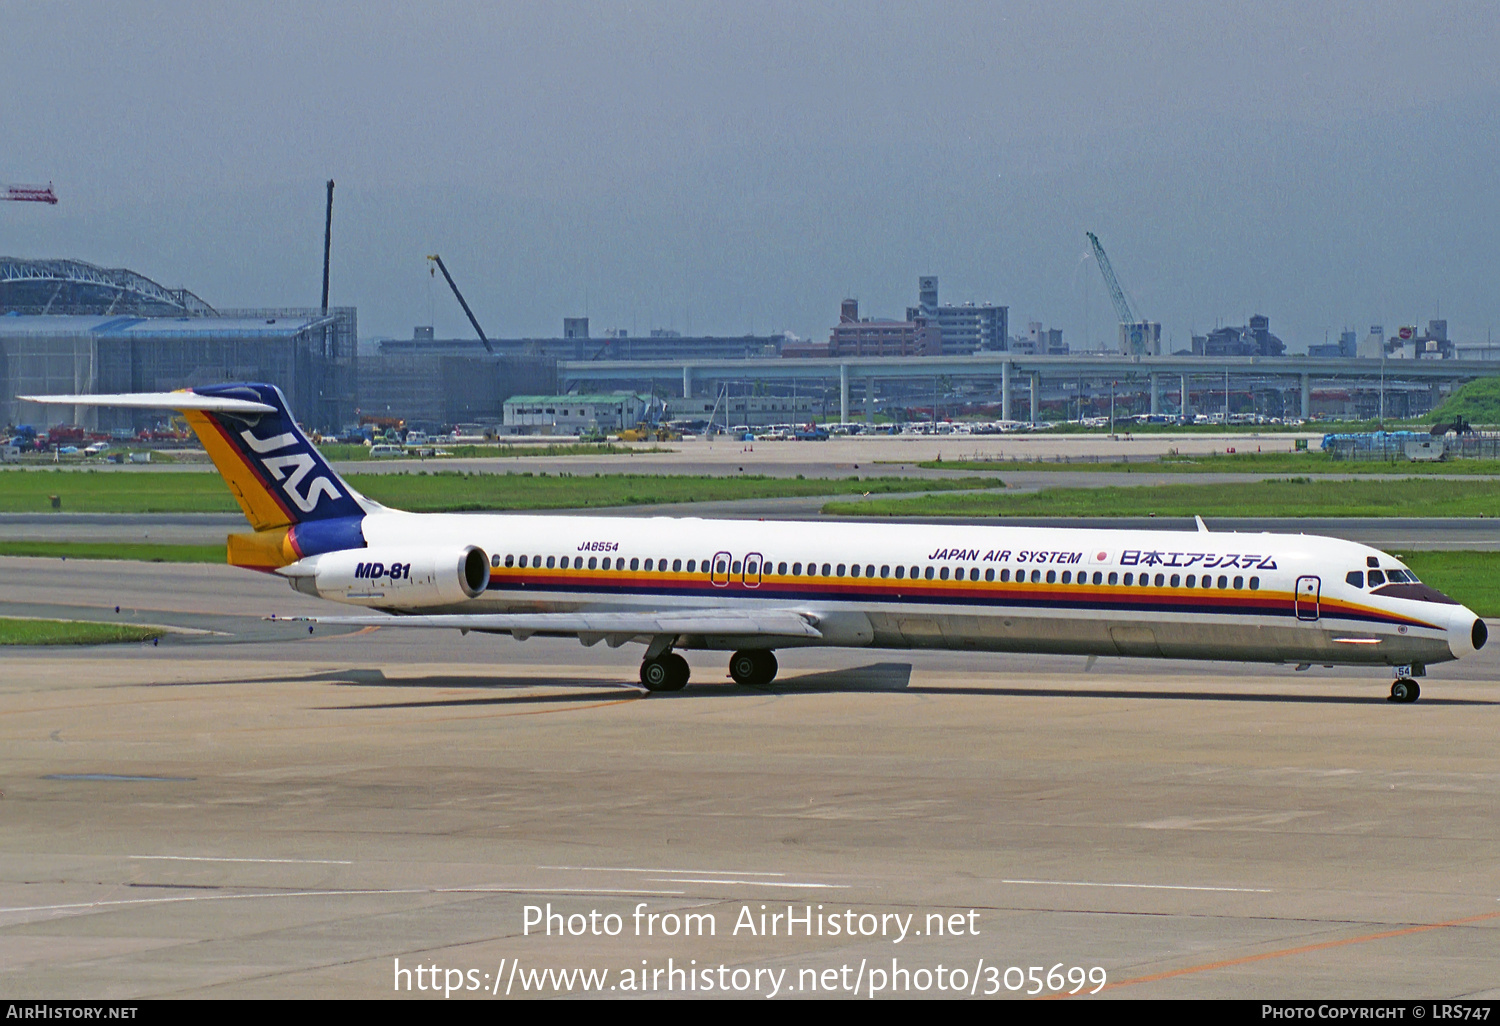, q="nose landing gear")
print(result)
[640,652,690,692]
[1388,678,1420,703]
[729,650,779,687]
